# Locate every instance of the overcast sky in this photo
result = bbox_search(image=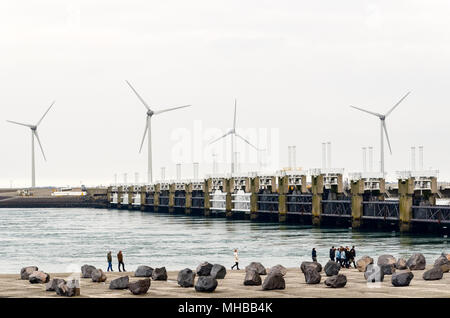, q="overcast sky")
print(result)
[1,0,450,187]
